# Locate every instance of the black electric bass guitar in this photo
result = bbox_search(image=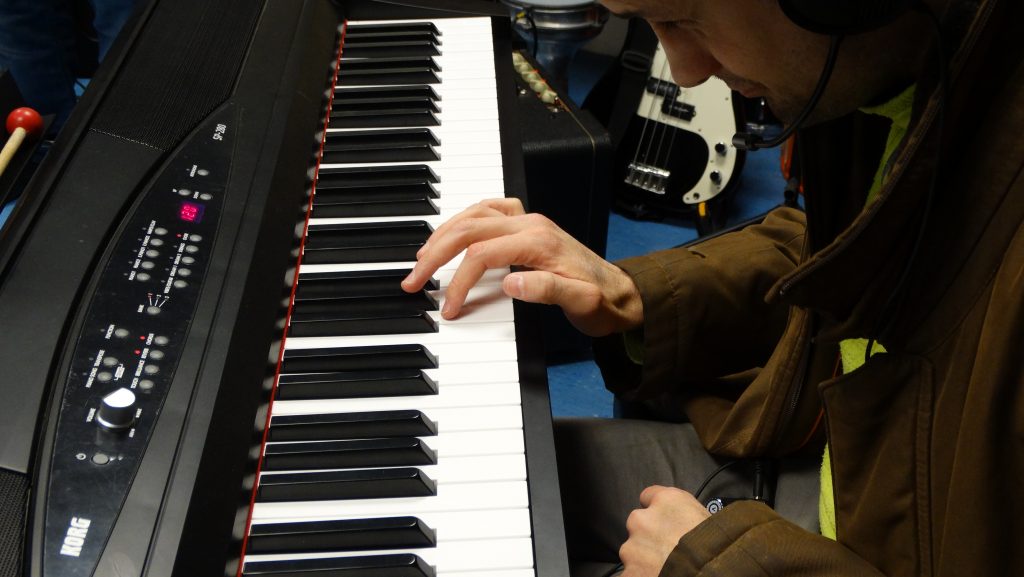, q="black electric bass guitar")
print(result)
[613,41,746,234]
